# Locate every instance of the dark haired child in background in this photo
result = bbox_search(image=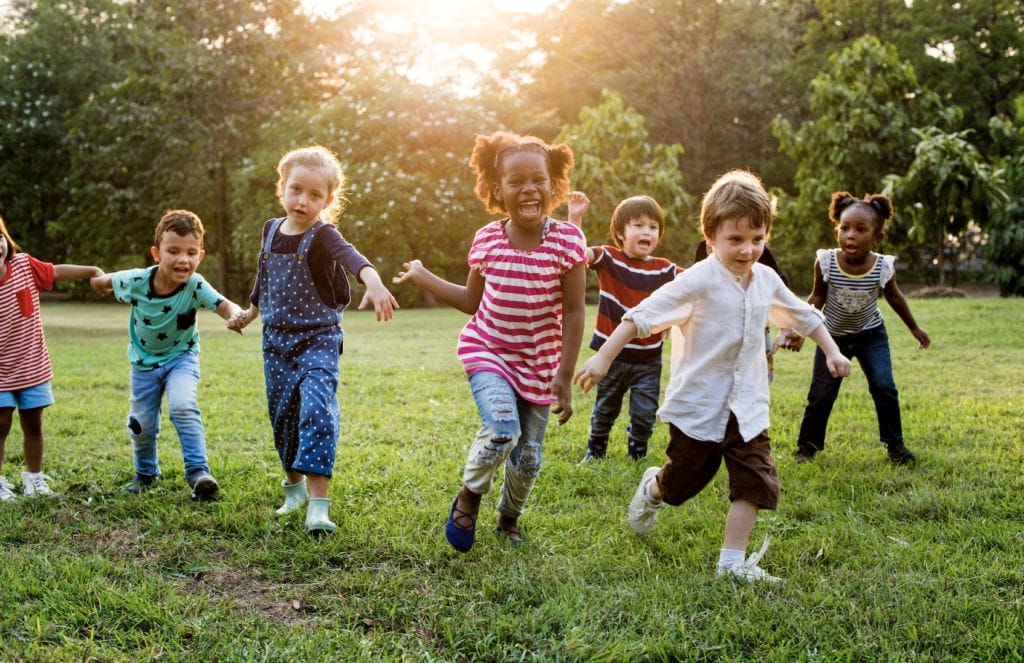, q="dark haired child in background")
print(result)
[394,131,586,552]
[1,213,103,501]
[567,192,681,463]
[92,210,243,500]
[777,191,930,465]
